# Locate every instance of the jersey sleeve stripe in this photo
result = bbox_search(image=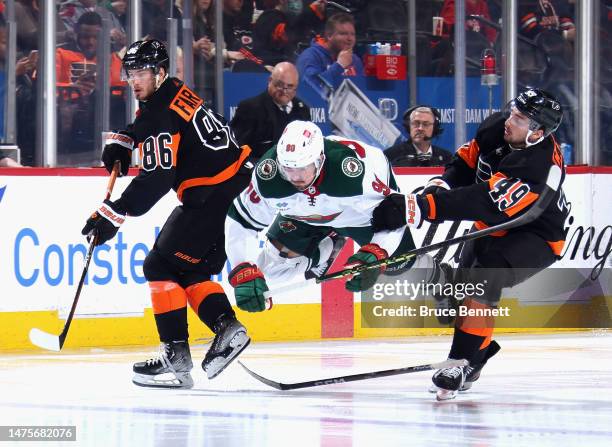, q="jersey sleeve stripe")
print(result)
[176,145,252,201]
[425,193,437,220]
[503,190,539,217]
[227,203,263,232]
[234,195,268,230]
